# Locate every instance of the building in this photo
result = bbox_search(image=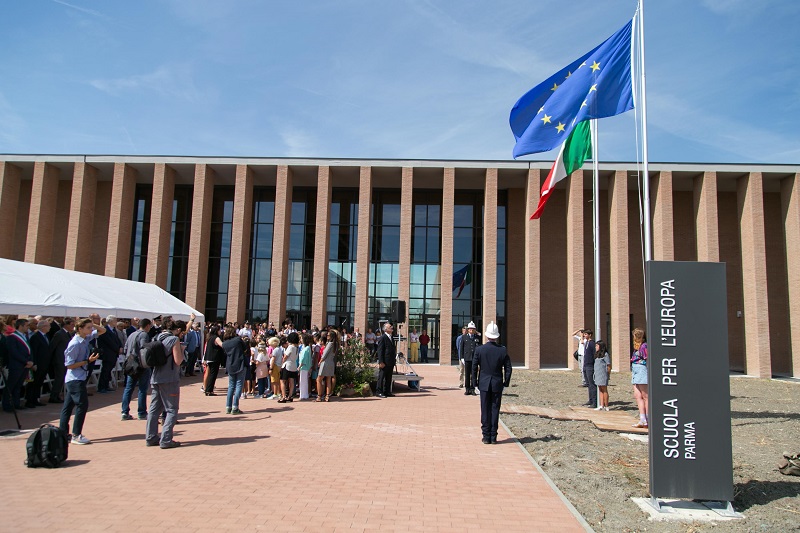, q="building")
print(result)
[1,155,798,377]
